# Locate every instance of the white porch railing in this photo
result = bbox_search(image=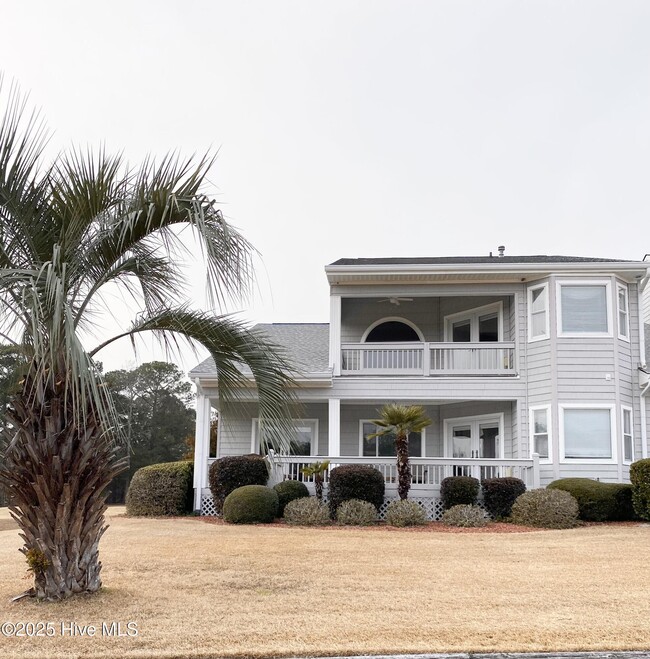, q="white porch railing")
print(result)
[268,455,540,492]
[340,342,516,375]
